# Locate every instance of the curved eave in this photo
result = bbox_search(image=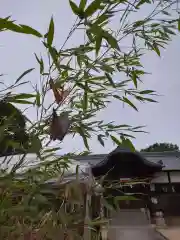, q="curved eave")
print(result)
[94,146,163,170]
[92,147,163,179]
